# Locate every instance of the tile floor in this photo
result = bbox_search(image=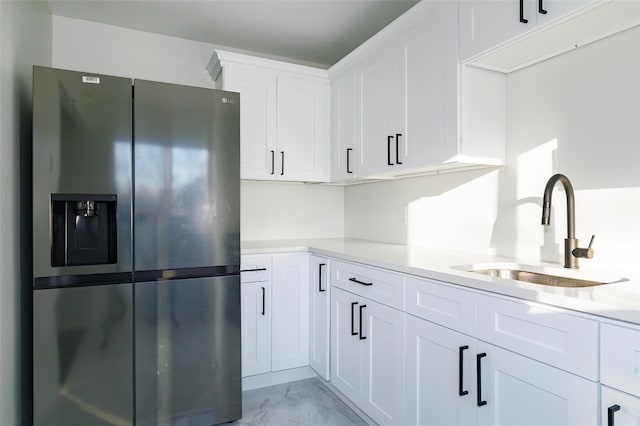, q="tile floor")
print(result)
[229,378,368,426]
